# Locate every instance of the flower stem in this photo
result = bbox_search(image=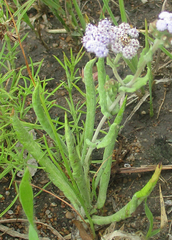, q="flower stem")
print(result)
[127,38,163,88]
[83,92,124,172]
